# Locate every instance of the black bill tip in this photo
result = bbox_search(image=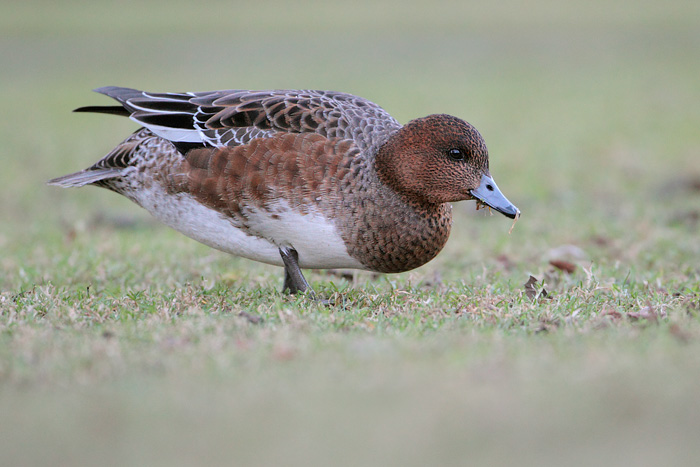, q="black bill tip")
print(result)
[470,174,519,219]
